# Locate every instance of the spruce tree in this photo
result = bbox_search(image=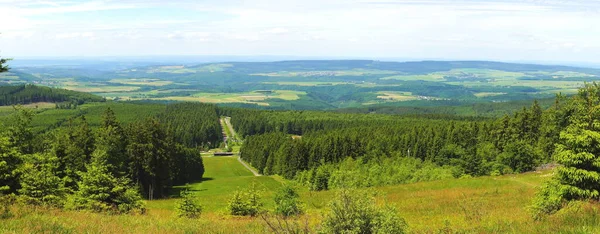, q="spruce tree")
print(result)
[0,54,9,73]
[18,153,65,206]
[66,154,145,214]
[532,83,600,216]
[553,83,600,200]
[0,136,21,195]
